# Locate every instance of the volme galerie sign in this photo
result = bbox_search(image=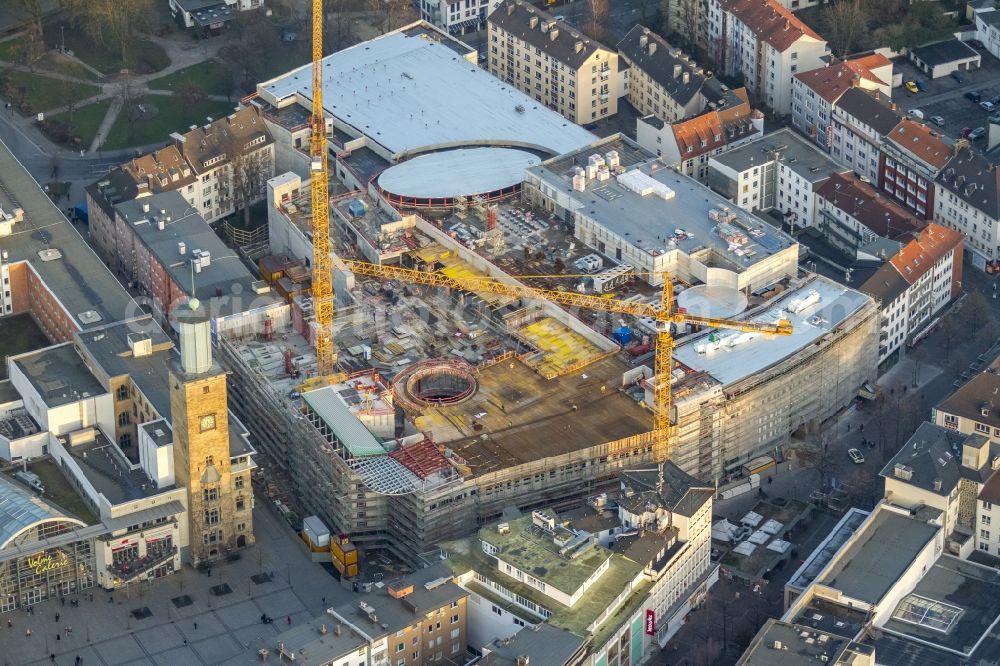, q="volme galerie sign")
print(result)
[645,609,656,636]
[26,549,70,576]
